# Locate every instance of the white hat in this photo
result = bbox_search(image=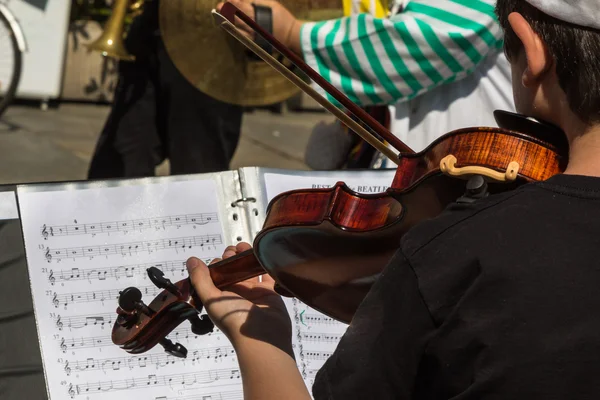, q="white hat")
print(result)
[525,0,600,30]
